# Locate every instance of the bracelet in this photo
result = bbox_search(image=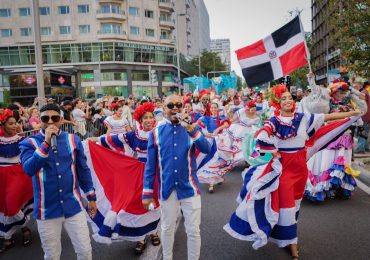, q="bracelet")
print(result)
[187,125,196,133]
